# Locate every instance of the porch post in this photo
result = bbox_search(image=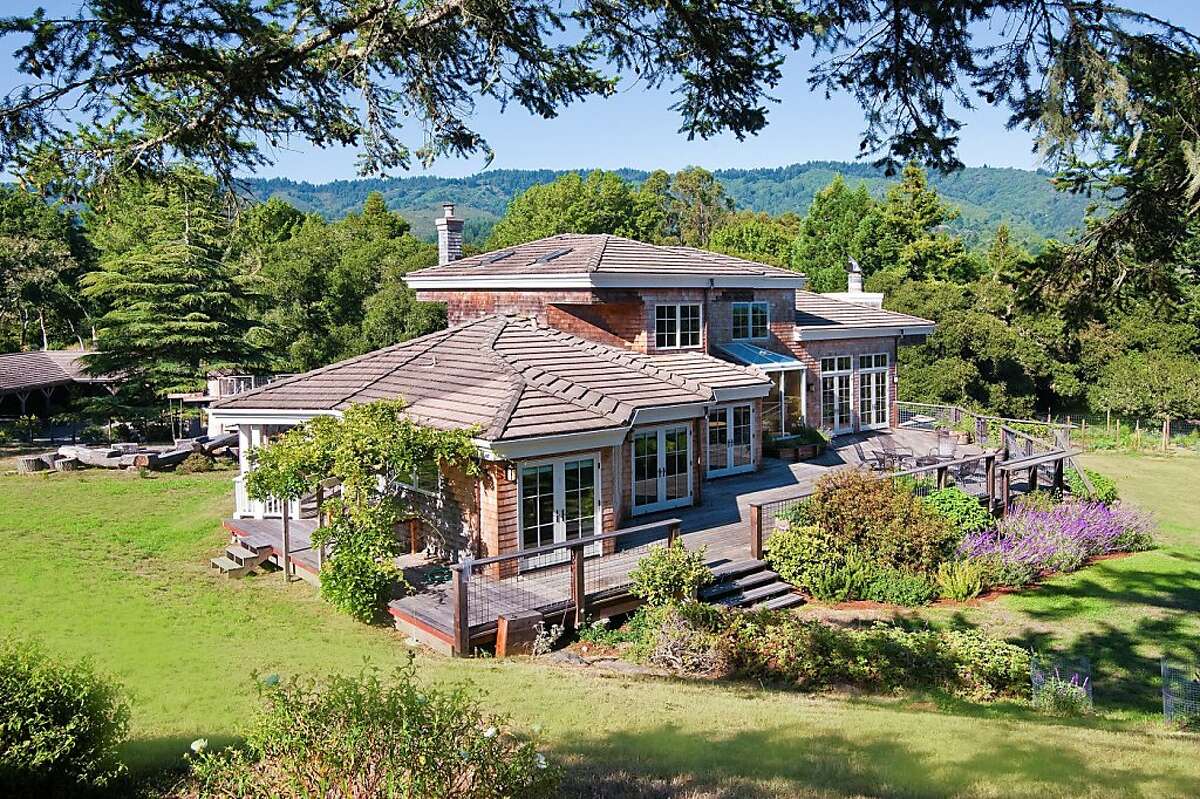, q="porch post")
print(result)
[452,557,472,657]
[281,499,292,582]
[1000,470,1011,513]
[1053,457,1065,493]
[985,453,996,513]
[667,520,681,547]
[570,544,586,627]
[936,465,948,489]
[749,503,764,560]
